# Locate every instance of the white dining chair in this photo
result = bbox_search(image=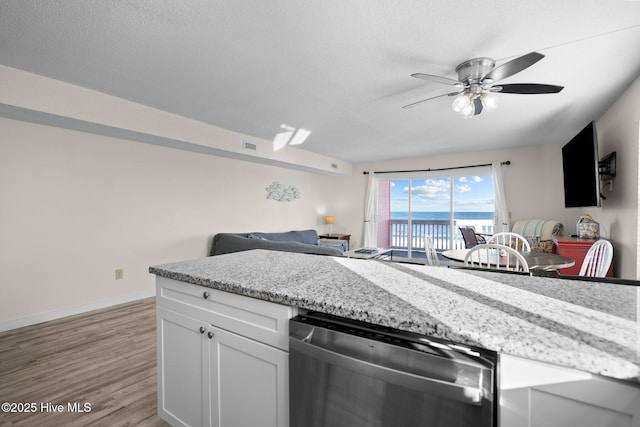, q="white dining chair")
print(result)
[464,244,530,273]
[423,235,440,266]
[487,232,531,252]
[579,239,613,277]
